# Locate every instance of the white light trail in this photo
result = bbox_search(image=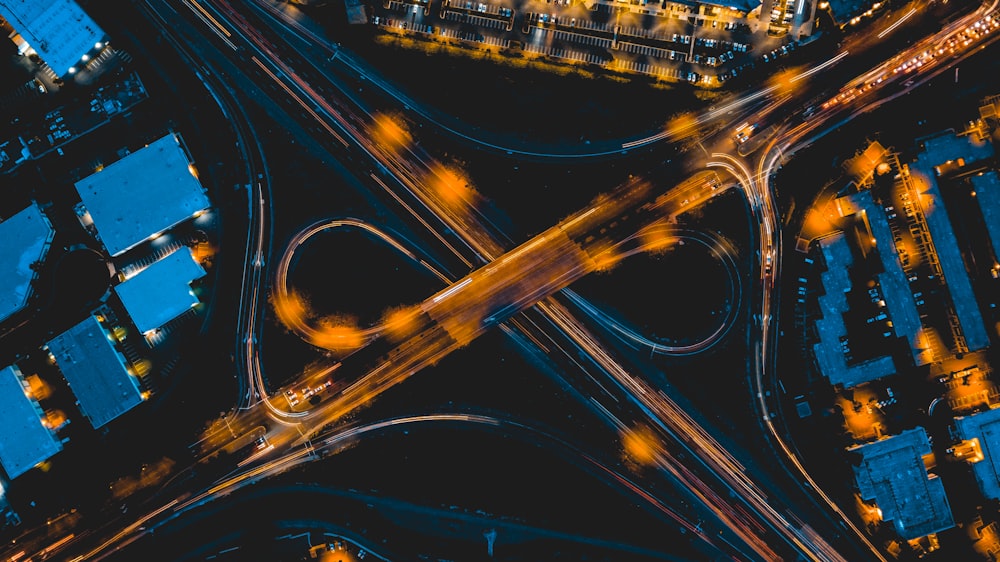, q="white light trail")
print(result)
[791,51,850,82]
[432,277,472,303]
[561,208,597,229]
[878,8,916,38]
